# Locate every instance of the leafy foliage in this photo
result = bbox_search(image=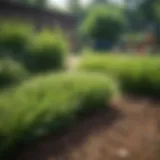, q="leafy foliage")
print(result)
[68,0,82,14]
[79,53,160,97]
[81,5,125,42]
[25,29,67,73]
[0,72,118,158]
[0,20,33,58]
[0,21,67,72]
